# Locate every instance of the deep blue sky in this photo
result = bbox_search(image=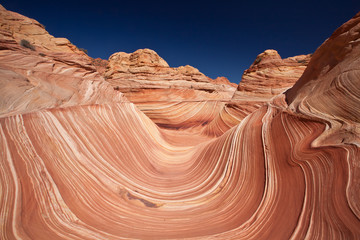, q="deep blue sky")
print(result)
[2,0,359,84]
